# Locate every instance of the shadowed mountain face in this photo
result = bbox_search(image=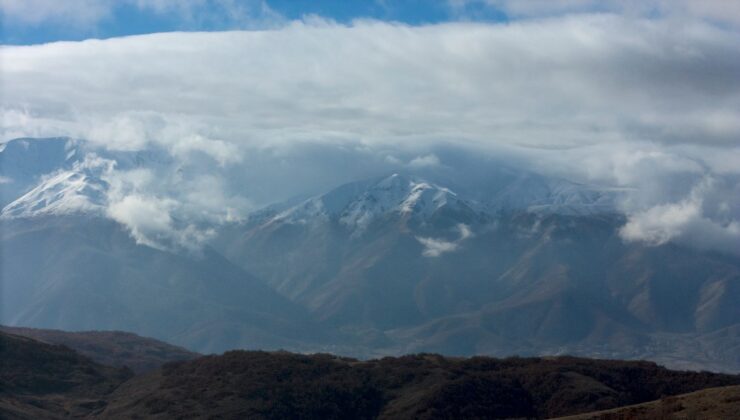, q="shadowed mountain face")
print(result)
[0,216,332,354]
[3,329,740,419]
[0,331,133,419]
[1,137,739,371]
